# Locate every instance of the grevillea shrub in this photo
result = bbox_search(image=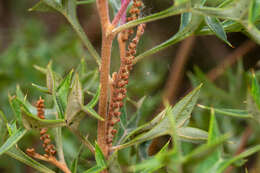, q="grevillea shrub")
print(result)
[1,0,260,172]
